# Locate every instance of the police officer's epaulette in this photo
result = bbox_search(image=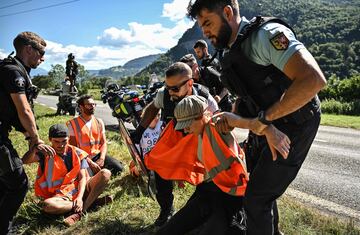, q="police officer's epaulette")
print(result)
[234,16,296,49]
